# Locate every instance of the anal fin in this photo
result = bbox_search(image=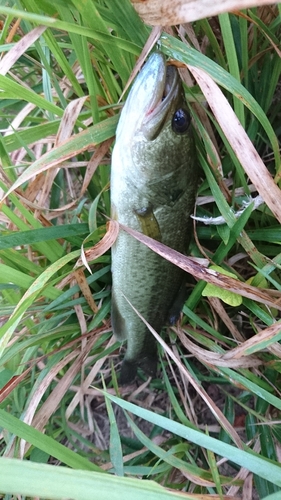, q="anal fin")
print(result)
[111,290,127,341]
